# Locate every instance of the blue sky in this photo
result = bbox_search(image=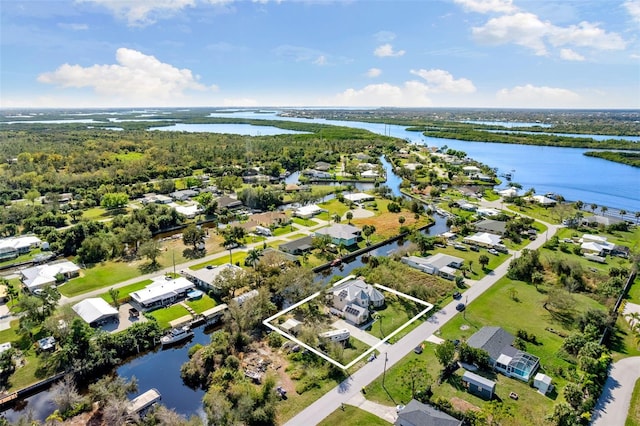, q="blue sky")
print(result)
[1,0,639,109]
